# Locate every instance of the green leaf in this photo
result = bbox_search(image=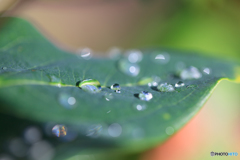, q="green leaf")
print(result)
[0,17,239,159]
